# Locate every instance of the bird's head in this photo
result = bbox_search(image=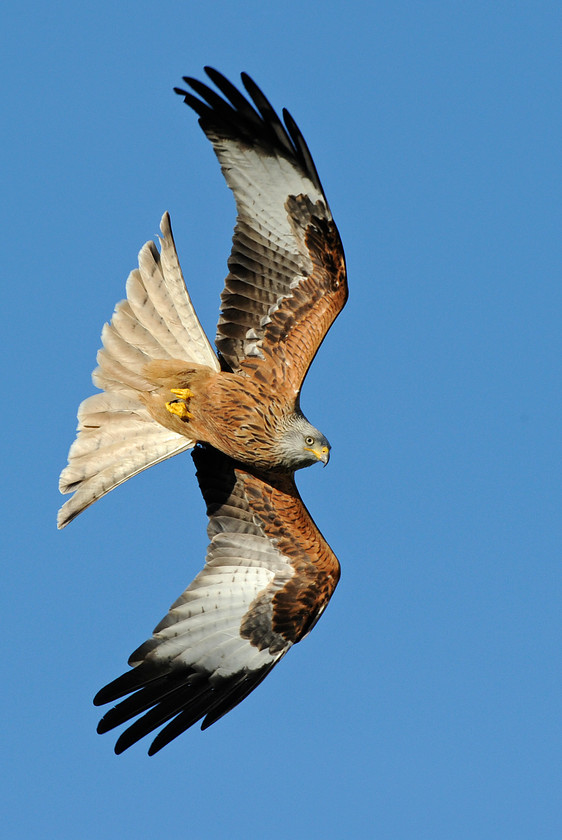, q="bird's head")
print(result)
[279,415,331,471]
